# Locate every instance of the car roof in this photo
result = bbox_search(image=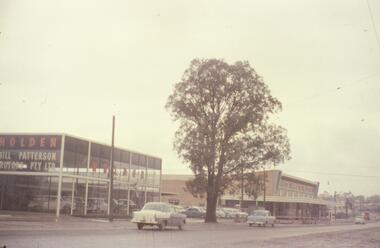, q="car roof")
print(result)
[145,202,169,206]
